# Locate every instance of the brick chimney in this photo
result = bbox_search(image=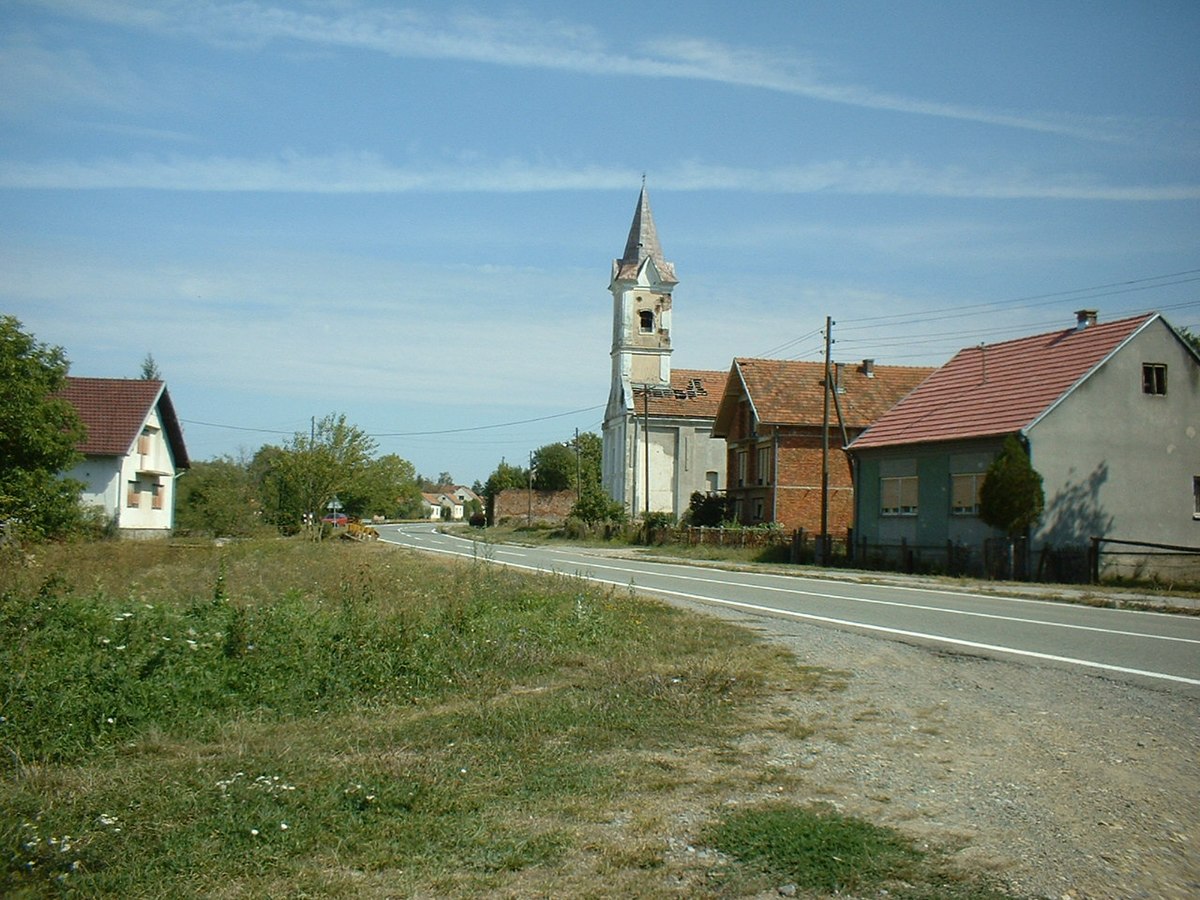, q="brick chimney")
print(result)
[1075,309,1098,330]
[860,358,875,378]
